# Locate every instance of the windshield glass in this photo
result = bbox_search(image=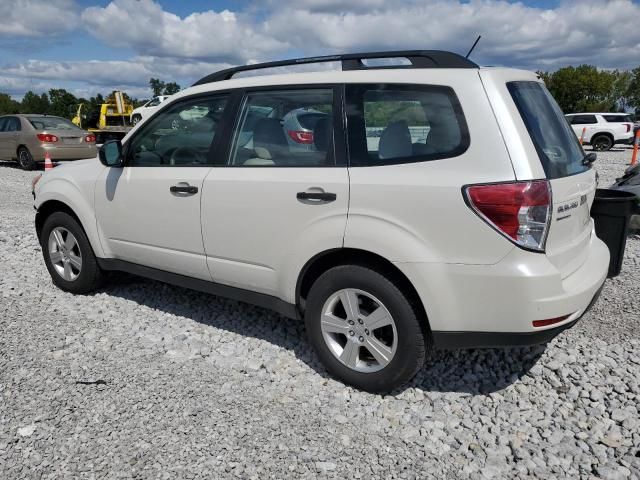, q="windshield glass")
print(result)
[28,116,80,131]
[508,81,587,179]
